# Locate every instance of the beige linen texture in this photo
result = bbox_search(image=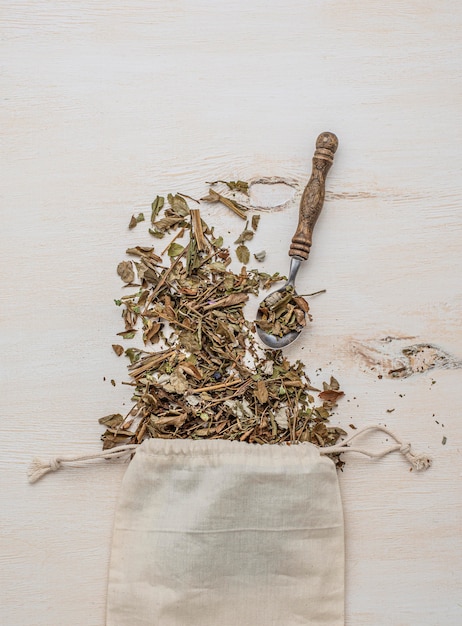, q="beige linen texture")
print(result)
[107,438,344,626]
